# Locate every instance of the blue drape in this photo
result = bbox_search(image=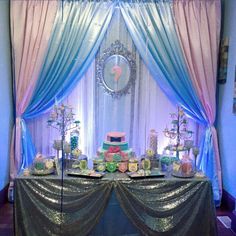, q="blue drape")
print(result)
[17,0,220,203]
[20,119,36,170]
[119,1,220,202]
[19,1,115,170]
[198,127,221,204]
[25,1,115,118]
[120,1,205,123]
